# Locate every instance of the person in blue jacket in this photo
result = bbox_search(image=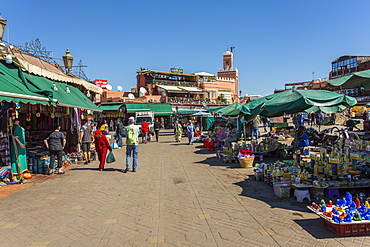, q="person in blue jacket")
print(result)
[297,126,309,151]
